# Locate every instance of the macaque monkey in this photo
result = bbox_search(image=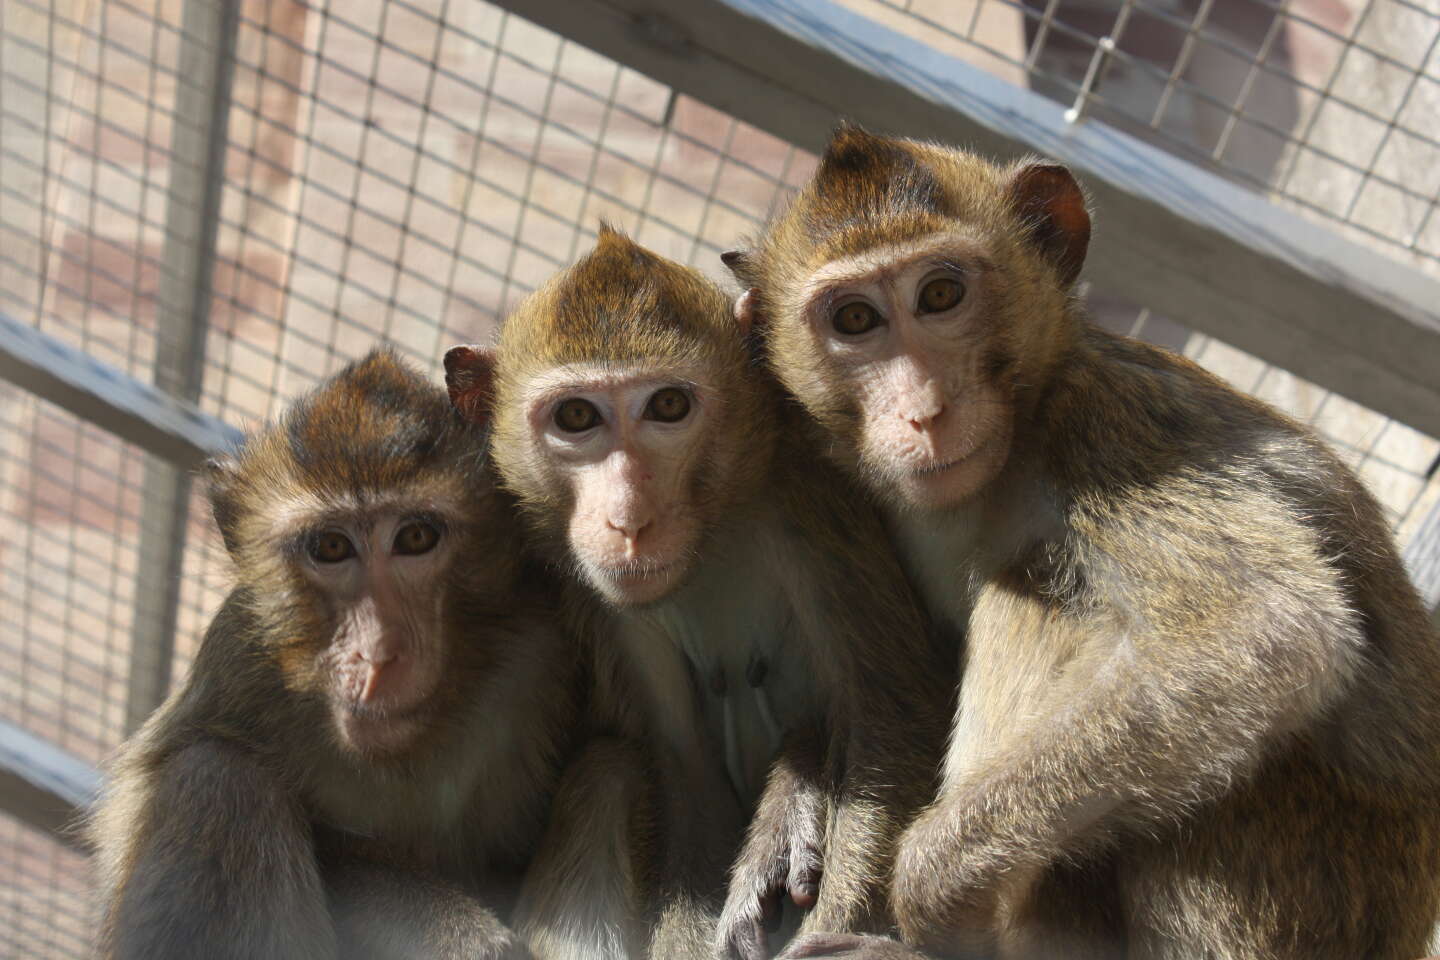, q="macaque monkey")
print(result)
[723,123,1440,960]
[445,228,951,960]
[89,349,647,960]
